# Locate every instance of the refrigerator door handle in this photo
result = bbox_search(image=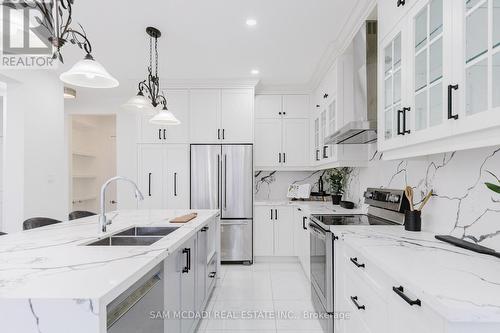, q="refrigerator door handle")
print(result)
[217,154,220,209]
[223,154,227,210]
